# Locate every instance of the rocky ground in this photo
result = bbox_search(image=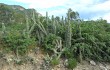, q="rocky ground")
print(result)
[0,47,110,70]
